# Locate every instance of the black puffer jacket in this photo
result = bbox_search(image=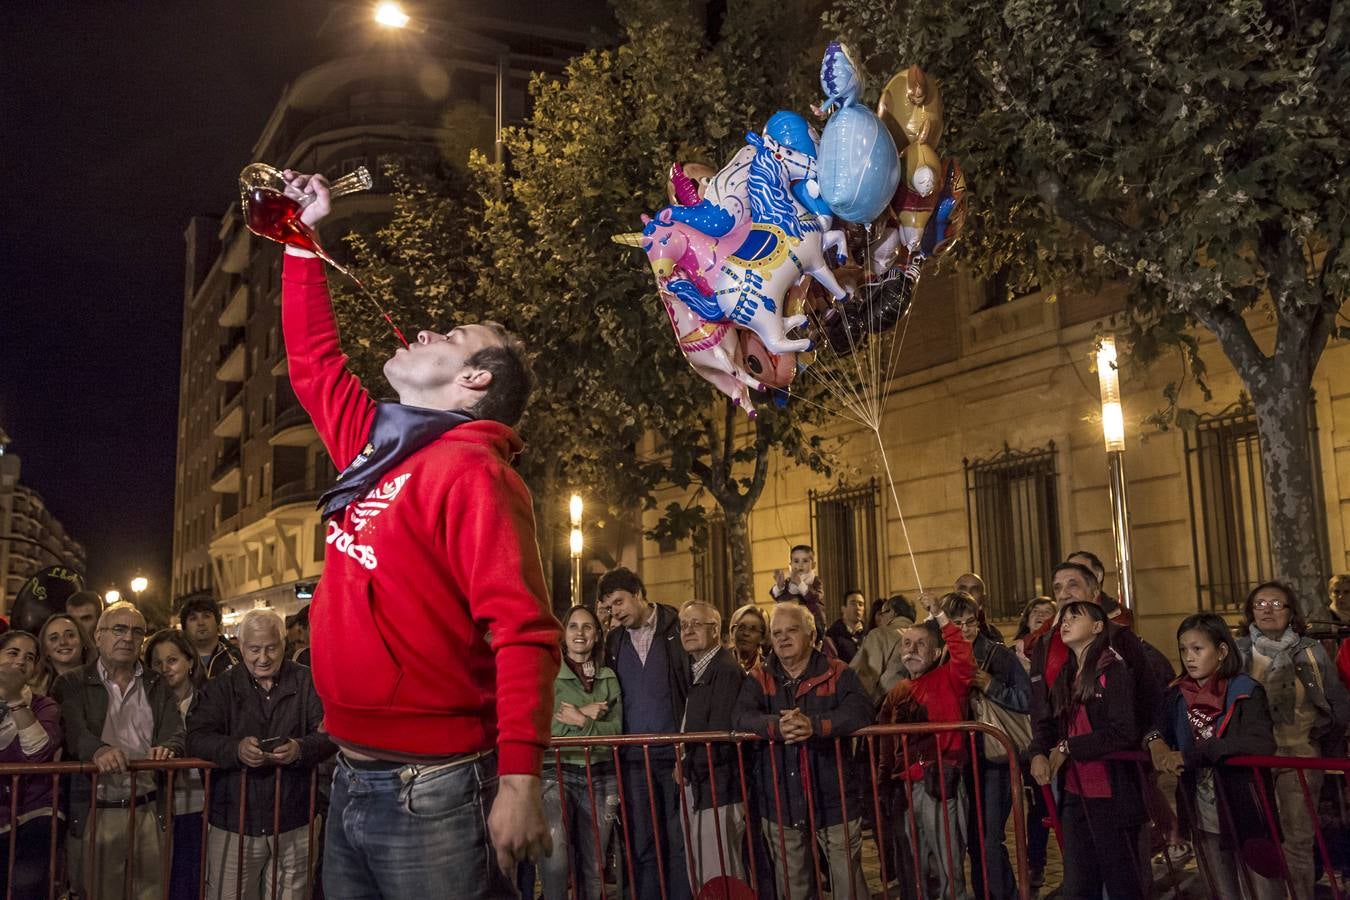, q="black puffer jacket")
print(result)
[187,660,335,835]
